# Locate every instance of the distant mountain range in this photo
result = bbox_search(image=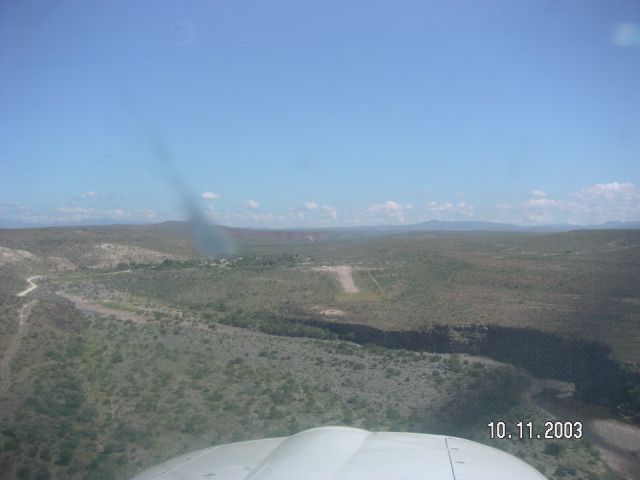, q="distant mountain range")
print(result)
[326,219,640,233]
[0,218,150,229]
[1,217,639,233]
